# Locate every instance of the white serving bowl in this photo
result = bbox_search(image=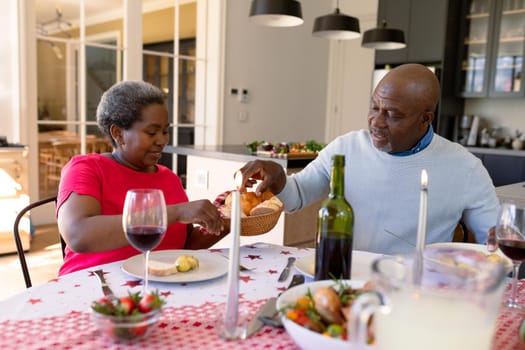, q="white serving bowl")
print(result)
[276,279,373,350]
